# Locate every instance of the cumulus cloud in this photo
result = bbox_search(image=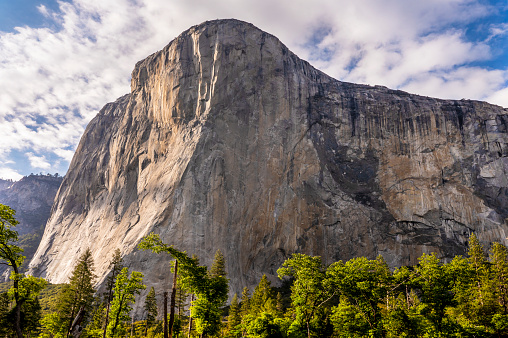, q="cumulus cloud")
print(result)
[27,152,51,170]
[0,167,23,181]
[0,0,507,179]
